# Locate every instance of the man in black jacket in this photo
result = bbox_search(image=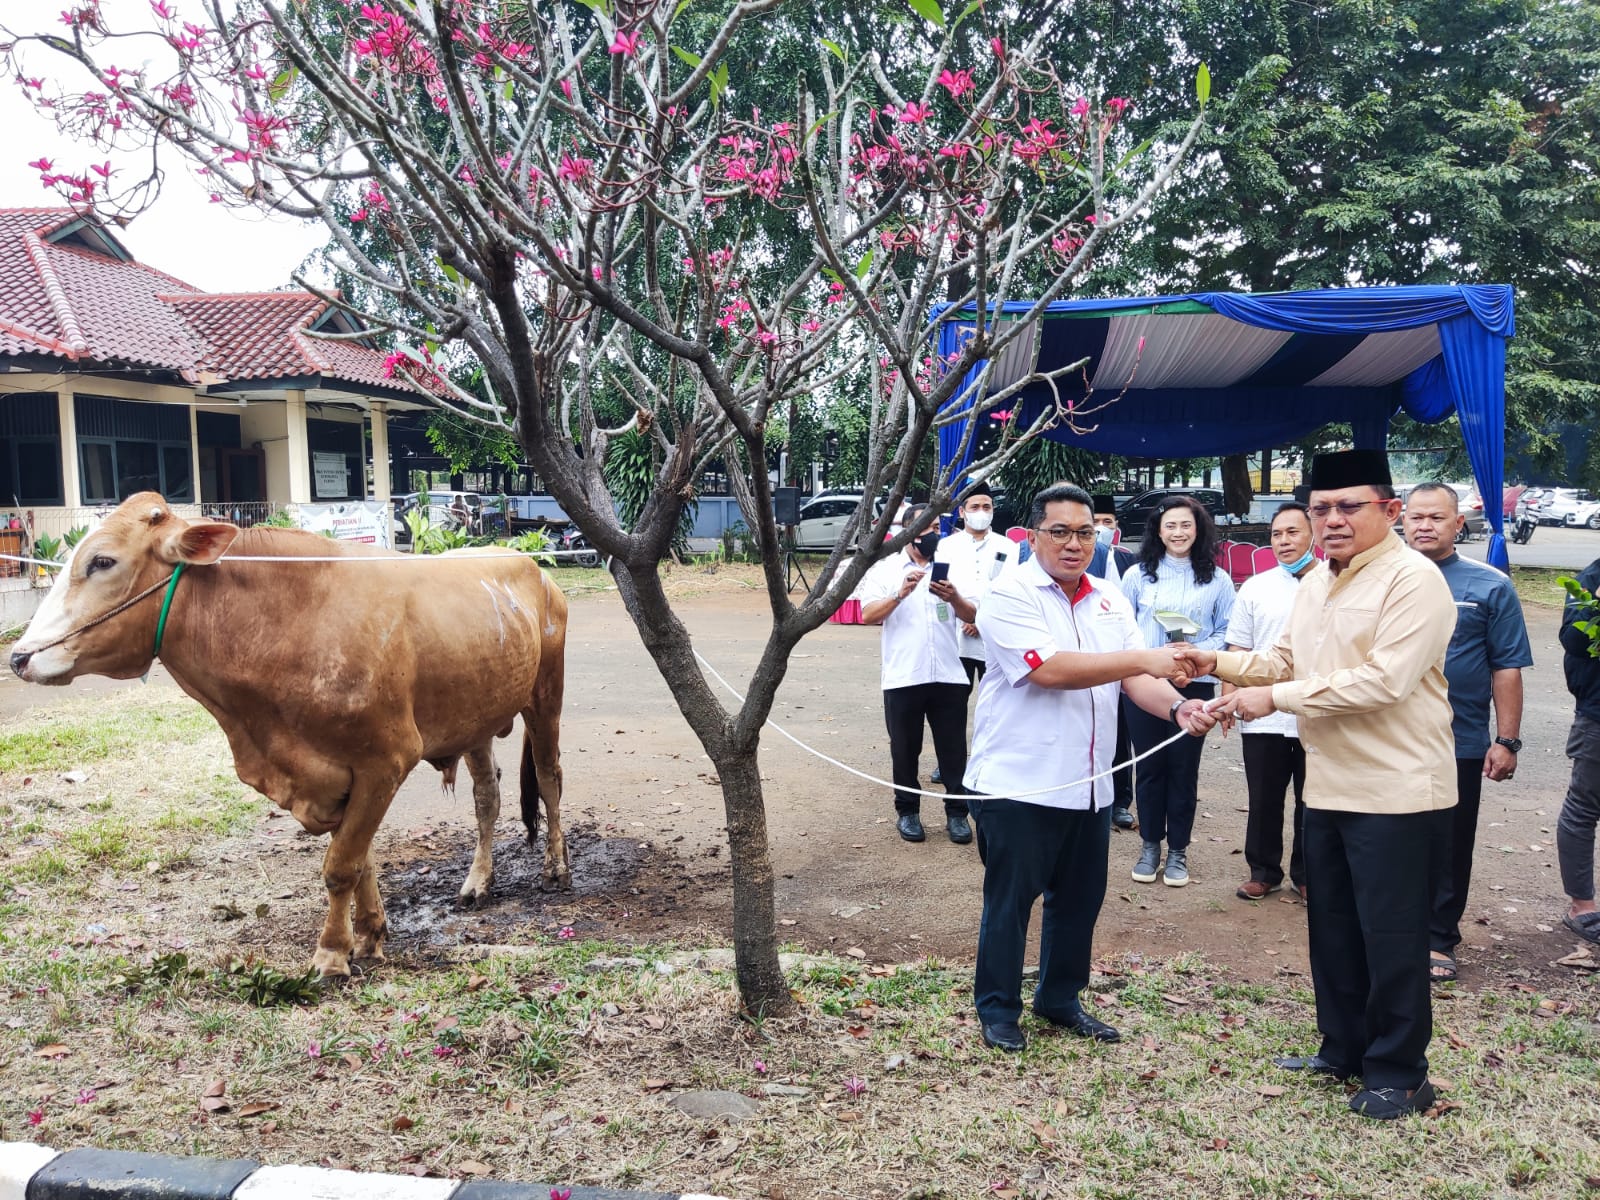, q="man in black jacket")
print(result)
[1559,557,1600,946]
